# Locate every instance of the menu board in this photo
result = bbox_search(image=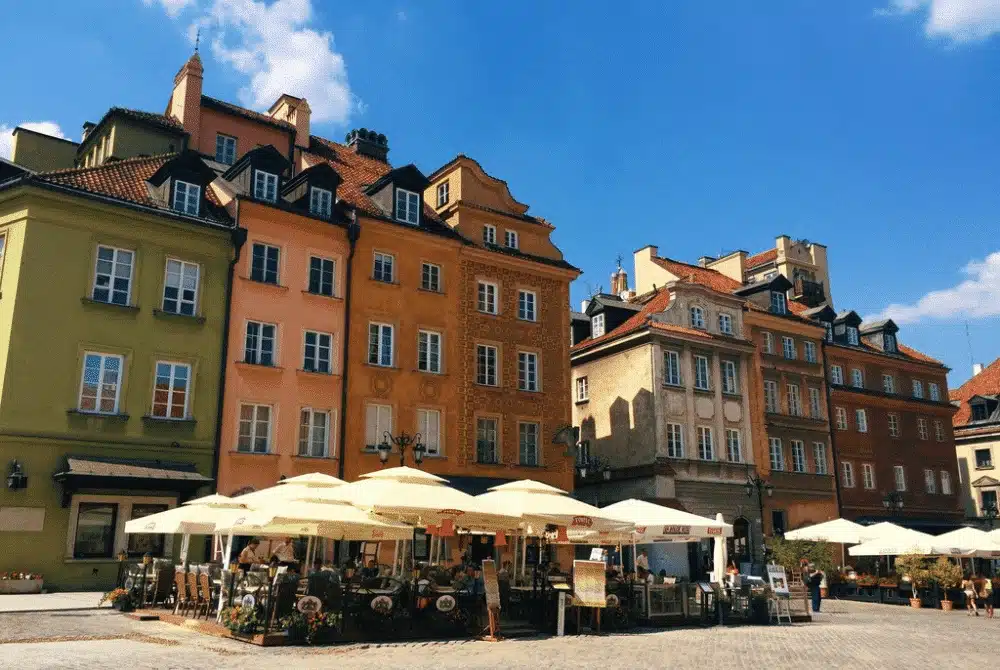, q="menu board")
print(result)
[572,560,607,608]
[766,564,789,596]
[482,559,501,610]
